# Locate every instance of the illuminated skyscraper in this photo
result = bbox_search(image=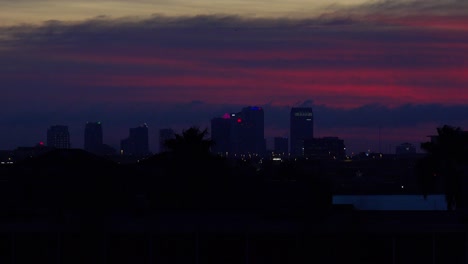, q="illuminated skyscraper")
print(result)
[47,125,71,149]
[84,122,103,154]
[290,107,314,157]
